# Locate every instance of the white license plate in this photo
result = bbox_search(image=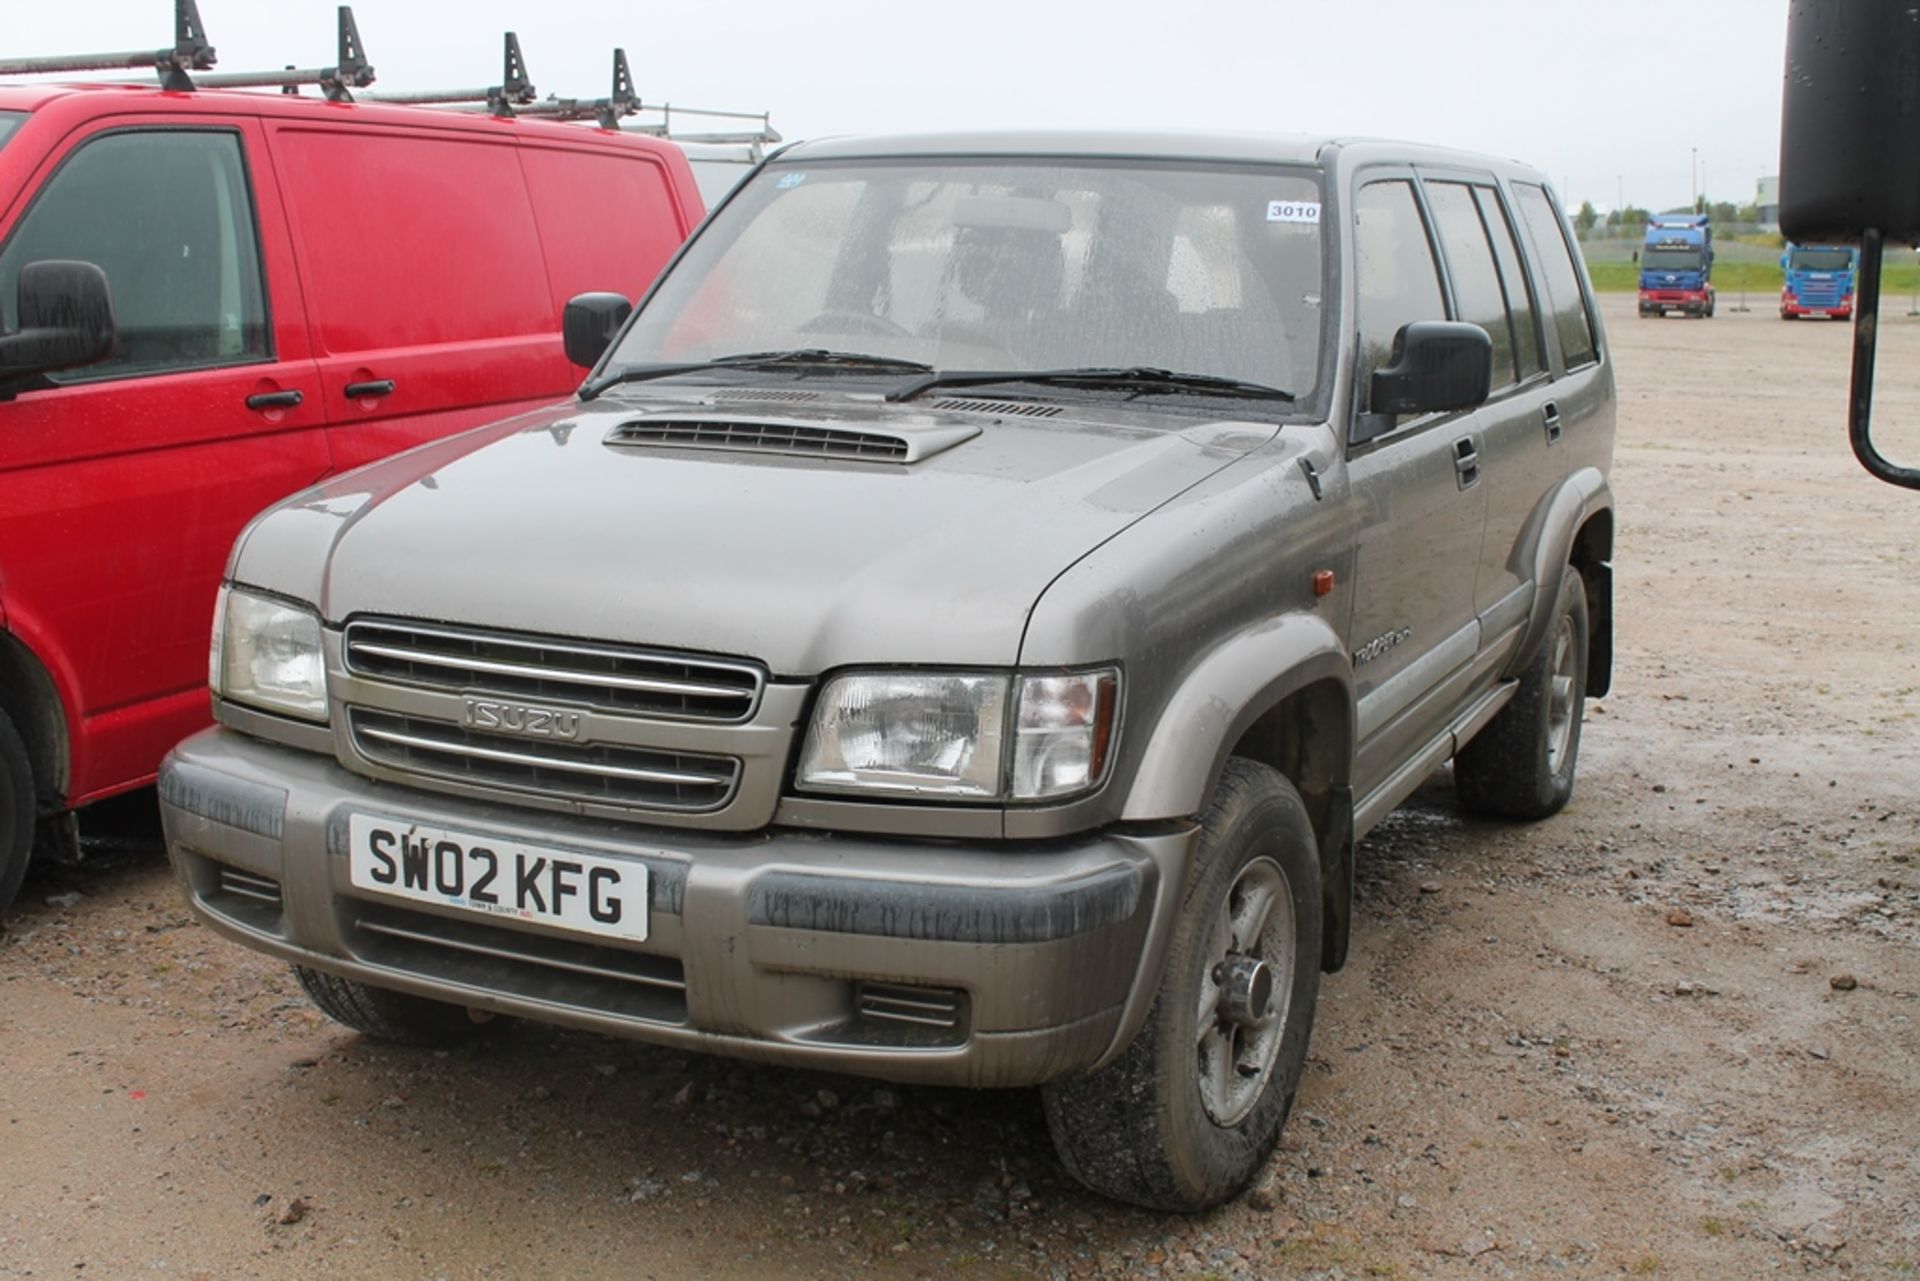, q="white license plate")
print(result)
[348,814,648,943]
[1806,310,1829,318]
